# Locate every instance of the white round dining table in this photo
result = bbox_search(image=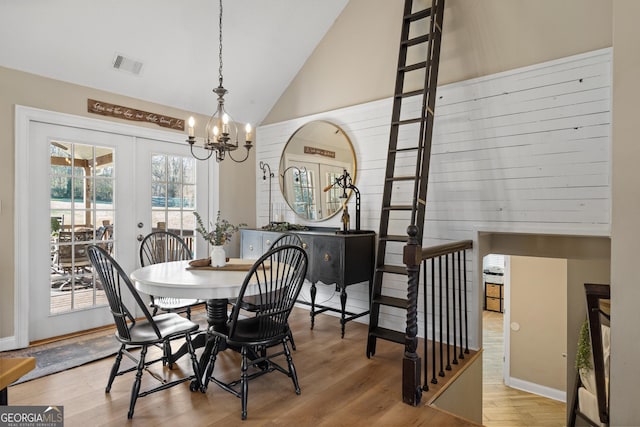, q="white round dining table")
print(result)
[130,259,258,300]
